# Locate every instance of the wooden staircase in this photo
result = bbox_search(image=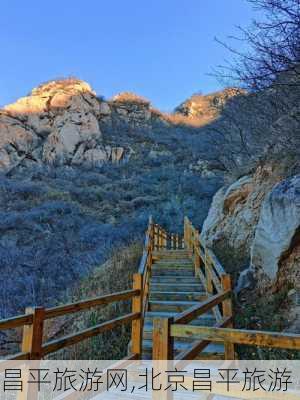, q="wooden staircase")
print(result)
[142,249,224,359]
[2,215,300,373]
